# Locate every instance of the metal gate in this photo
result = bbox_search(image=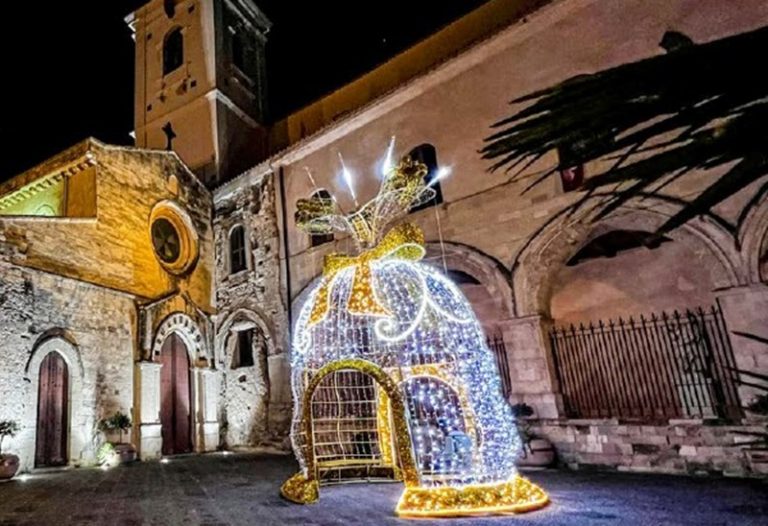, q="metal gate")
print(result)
[549,306,742,421]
